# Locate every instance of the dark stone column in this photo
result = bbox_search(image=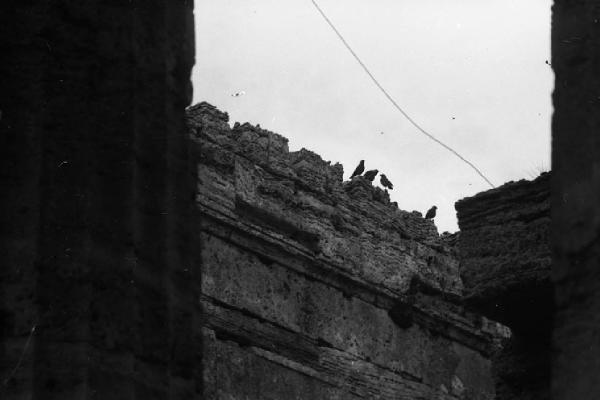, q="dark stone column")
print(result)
[0,2,196,399]
[552,1,600,399]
